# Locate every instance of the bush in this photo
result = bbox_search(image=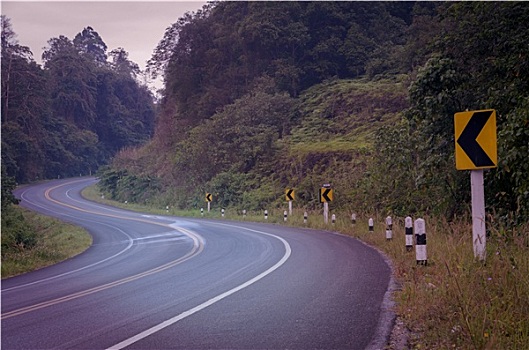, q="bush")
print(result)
[1,206,37,253]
